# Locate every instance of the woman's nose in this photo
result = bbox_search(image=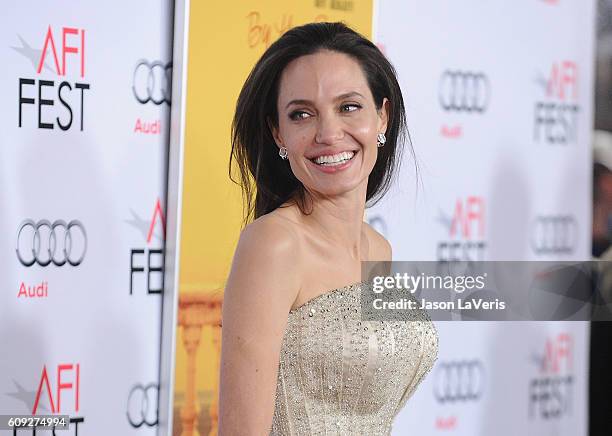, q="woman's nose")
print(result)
[314,113,344,145]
